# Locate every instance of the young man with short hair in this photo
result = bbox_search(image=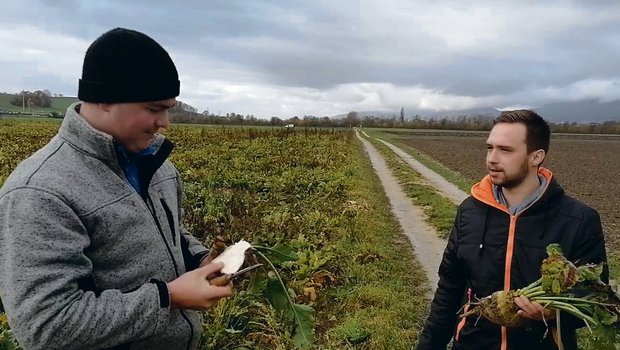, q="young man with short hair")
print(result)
[0,28,232,350]
[417,110,607,349]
